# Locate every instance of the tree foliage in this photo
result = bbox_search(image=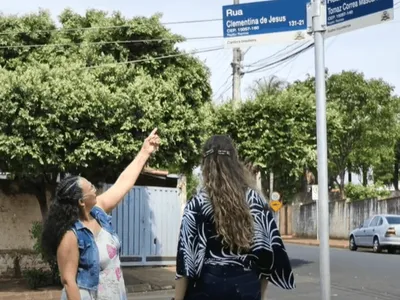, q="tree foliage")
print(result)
[213,84,317,198]
[0,9,212,218]
[292,71,400,199]
[215,71,399,201]
[247,75,288,98]
[344,183,391,202]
